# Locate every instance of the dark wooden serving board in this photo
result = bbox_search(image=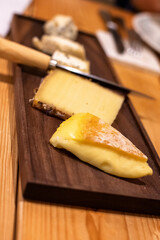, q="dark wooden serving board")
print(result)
[11,14,160,215]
